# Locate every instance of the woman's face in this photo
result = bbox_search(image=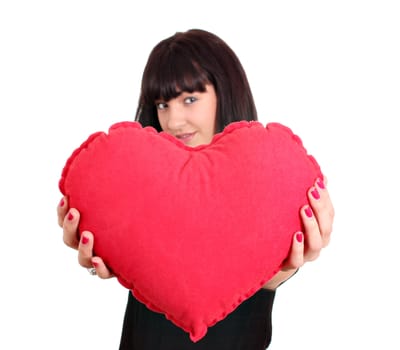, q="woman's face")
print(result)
[156,84,217,147]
